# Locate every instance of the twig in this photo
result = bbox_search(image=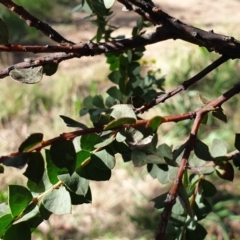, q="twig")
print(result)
[2,82,240,163]
[135,55,229,114]
[155,113,202,239]
[155,81,240,239]
[187,150,240,174]
[0,0,74,44]
[189,175,204,208]
[118,0,240,57]
[0,52,80,79]
[1,2,240,81]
